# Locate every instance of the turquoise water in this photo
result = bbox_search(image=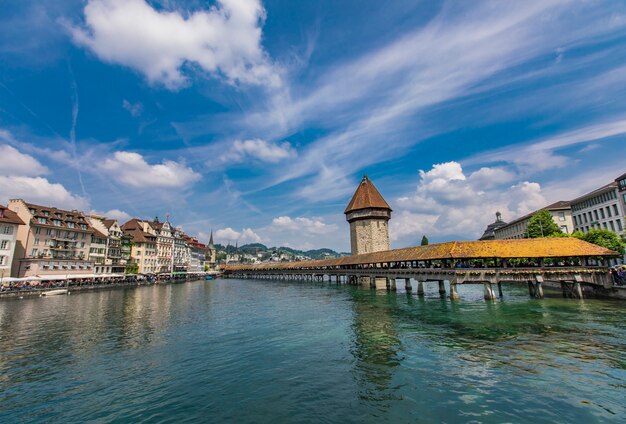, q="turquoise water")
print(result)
[1,279,625,423]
